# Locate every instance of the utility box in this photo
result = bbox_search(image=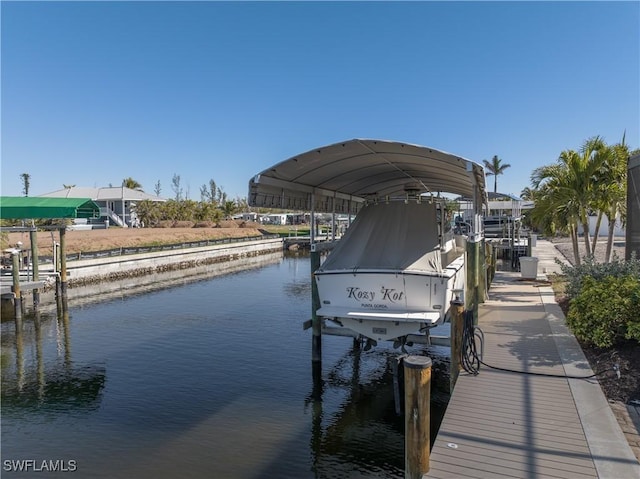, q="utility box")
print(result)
[519,256,539,279]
